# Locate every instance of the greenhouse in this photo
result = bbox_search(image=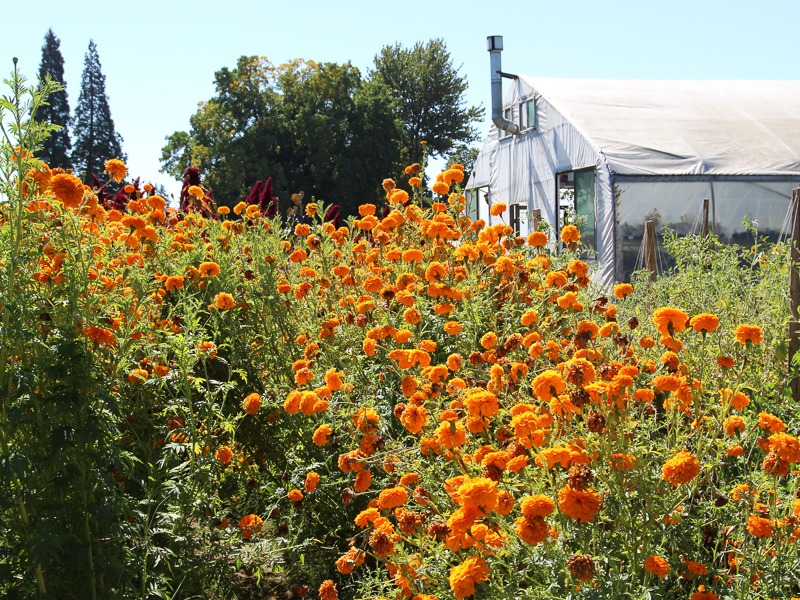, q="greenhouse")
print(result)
[465,75,800,284]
